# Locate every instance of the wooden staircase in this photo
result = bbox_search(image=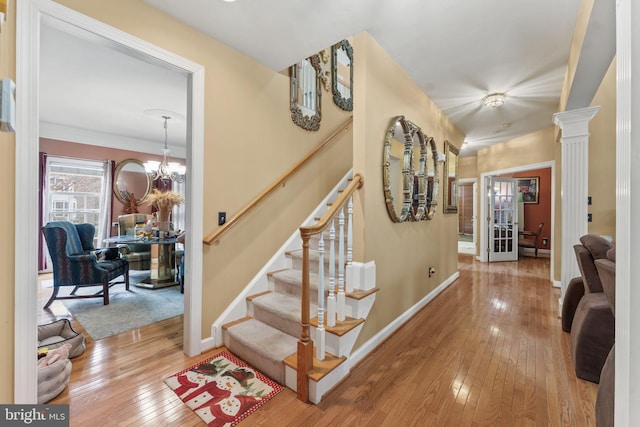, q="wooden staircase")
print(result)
[217,171,377,403]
